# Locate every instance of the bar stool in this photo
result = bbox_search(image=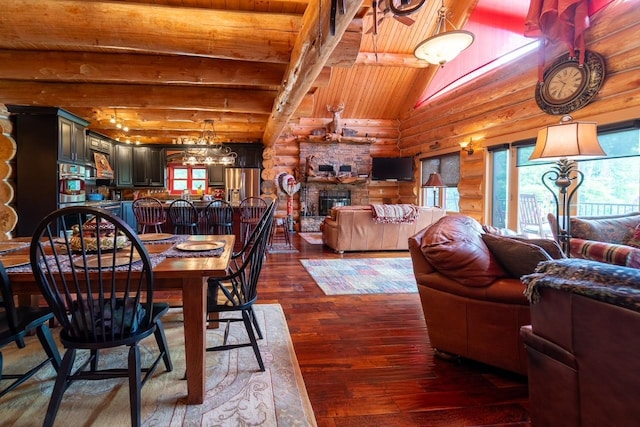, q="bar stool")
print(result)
[239,197,267,243]
[203,200,234,235]
[132,197,166,234]
[269,214,292,248]
[168,199,199,234]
